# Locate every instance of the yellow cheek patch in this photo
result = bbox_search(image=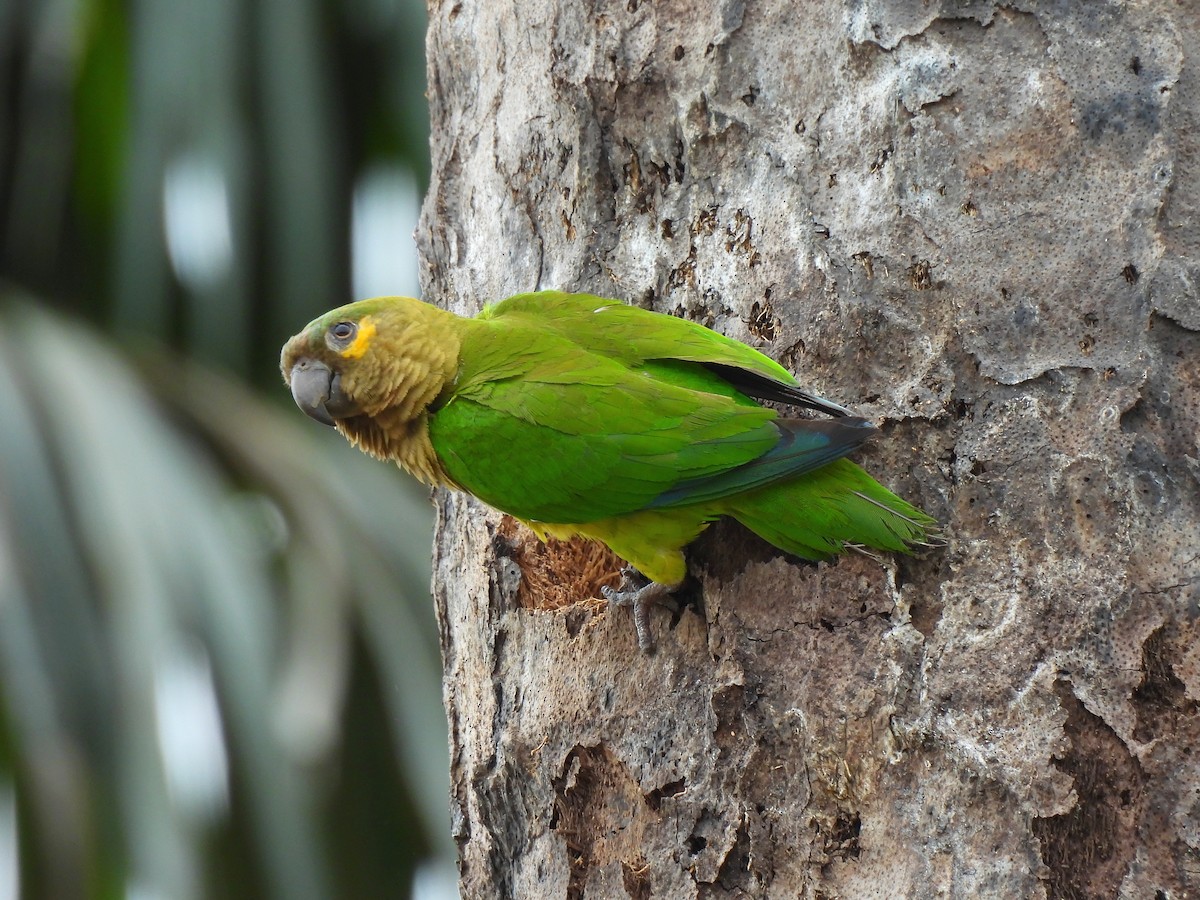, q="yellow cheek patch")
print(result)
[340,317,377,359]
